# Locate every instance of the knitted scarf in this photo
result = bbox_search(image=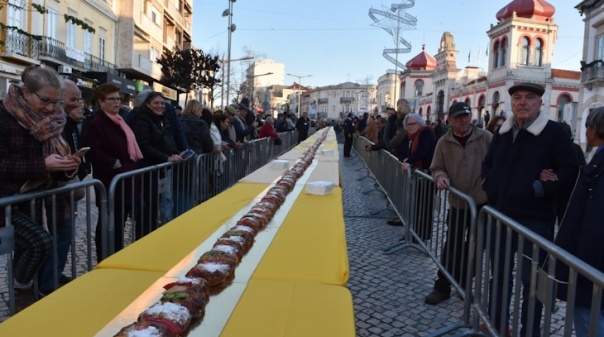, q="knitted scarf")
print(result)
[4,83,71,157]
[102,110,143,162]
[408,126,424,169]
